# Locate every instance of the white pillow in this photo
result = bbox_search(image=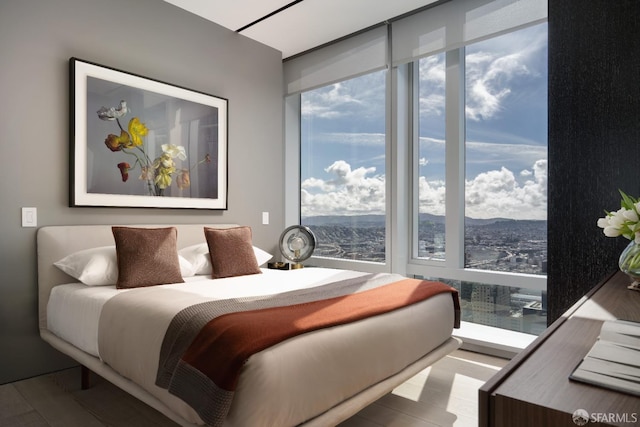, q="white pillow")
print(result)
[179,255,196,277]
[178,243,211,275]
[254,246,274,267]
[179,243,273,275]
[54,246,195,286]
